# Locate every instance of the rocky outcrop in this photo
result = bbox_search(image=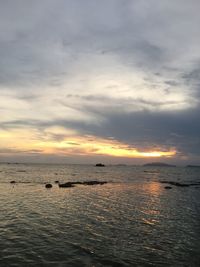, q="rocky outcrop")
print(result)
[95,163,105,167]
[81,181,107,185]
[45,183,53,188]
[58,182,74,188]
[58,180,108,188]
[160,181,200,187]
